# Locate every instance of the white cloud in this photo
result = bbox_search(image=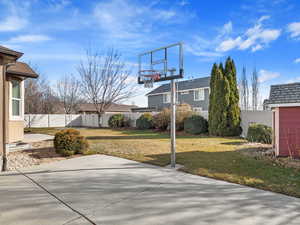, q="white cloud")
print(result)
[217,16,281,52]
[251,44,262,52]
[258,15,270,23]
[287,22,300,39]
[216,37,242,52]
[178,0,189,6]
[0,16,27,32]
[186,21,234,60]
[8,34,51,43]
[0,0,30,32]
[222,21,233,34]
[47,0,71,11]
[23,53,83,61]
[294,58,300,63]
[93,0,189,42]
[258,69,280,83]
[286,77,300,83]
